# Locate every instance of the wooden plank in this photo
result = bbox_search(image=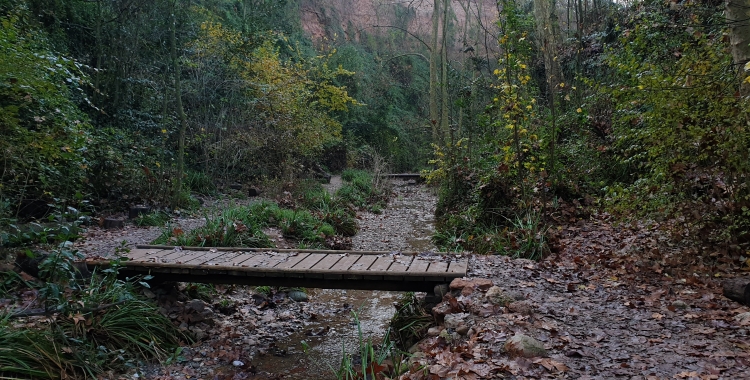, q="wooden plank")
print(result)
[292,253,327,270]
[406,258,430,272]
[447,260,468,276]
[329,254,361,271]
[324,254,361,279]
[349,255,378,272]
[387,256,414,273]
[135,244,424,256]
[205,251,243,266]
[237,252,280,268]
[426,261,448,273]
[127,248,166,261]
[368,256,394,272]
[129,248,184,264]
[311,254,343,271]
[229,254,258,267]
[273,253,311,269]
[184,251,226,265]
